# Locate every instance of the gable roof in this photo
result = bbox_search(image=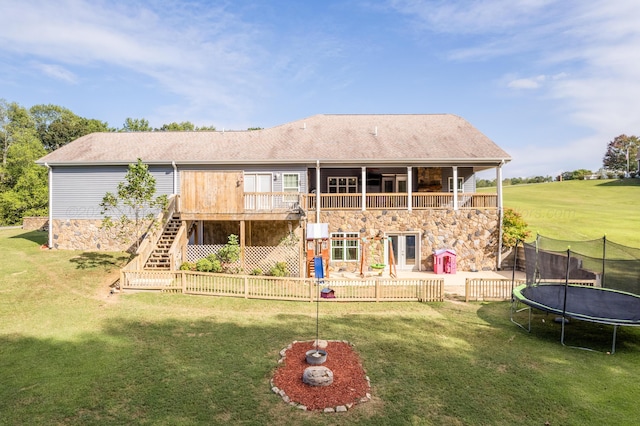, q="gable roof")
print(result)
[37,114,511,167]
